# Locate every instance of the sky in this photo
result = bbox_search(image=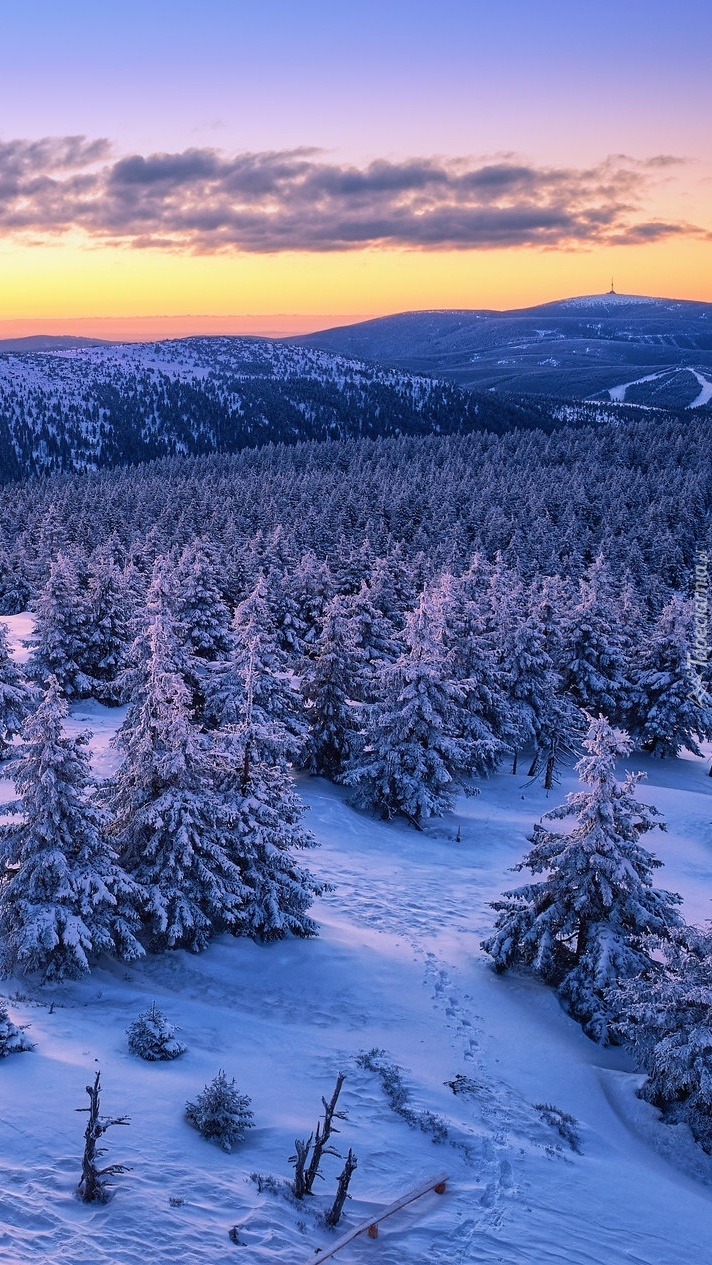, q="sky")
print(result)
[1,0,711,335]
